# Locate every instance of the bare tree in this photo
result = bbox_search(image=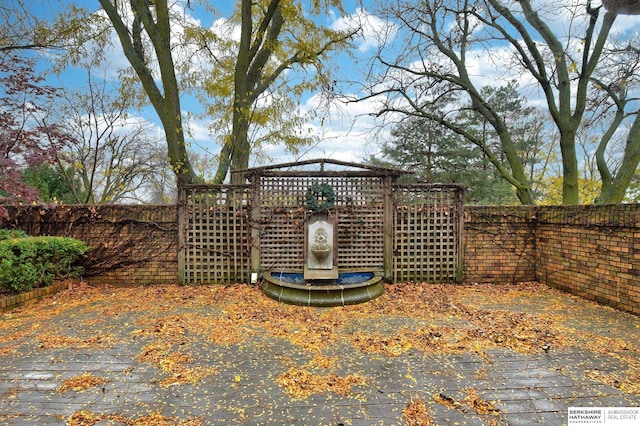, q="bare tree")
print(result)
[54,71,172,204]
[361,0,637,204]
[587,32,640,203]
